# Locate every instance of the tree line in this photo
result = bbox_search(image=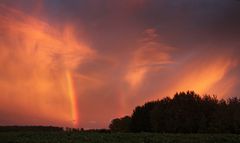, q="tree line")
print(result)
[109,91,240,133]
[0,126,63,132]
